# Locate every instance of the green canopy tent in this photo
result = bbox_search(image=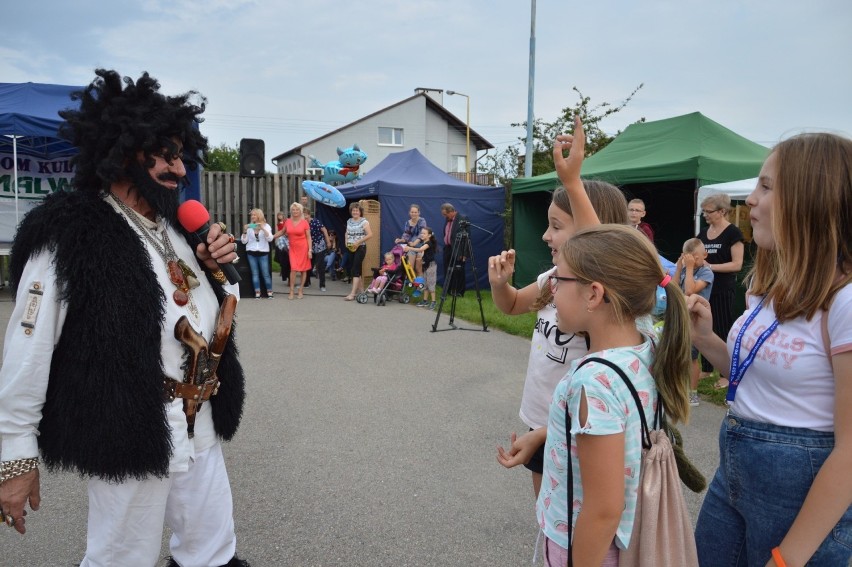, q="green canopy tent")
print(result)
[510,112,769,285]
